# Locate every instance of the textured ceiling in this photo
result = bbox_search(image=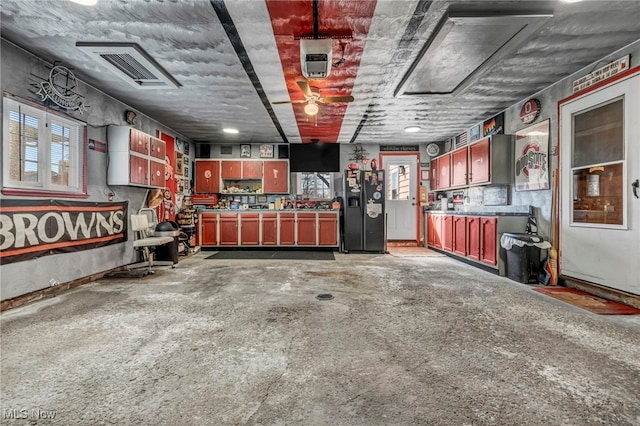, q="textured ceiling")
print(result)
[1,0,639,146]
